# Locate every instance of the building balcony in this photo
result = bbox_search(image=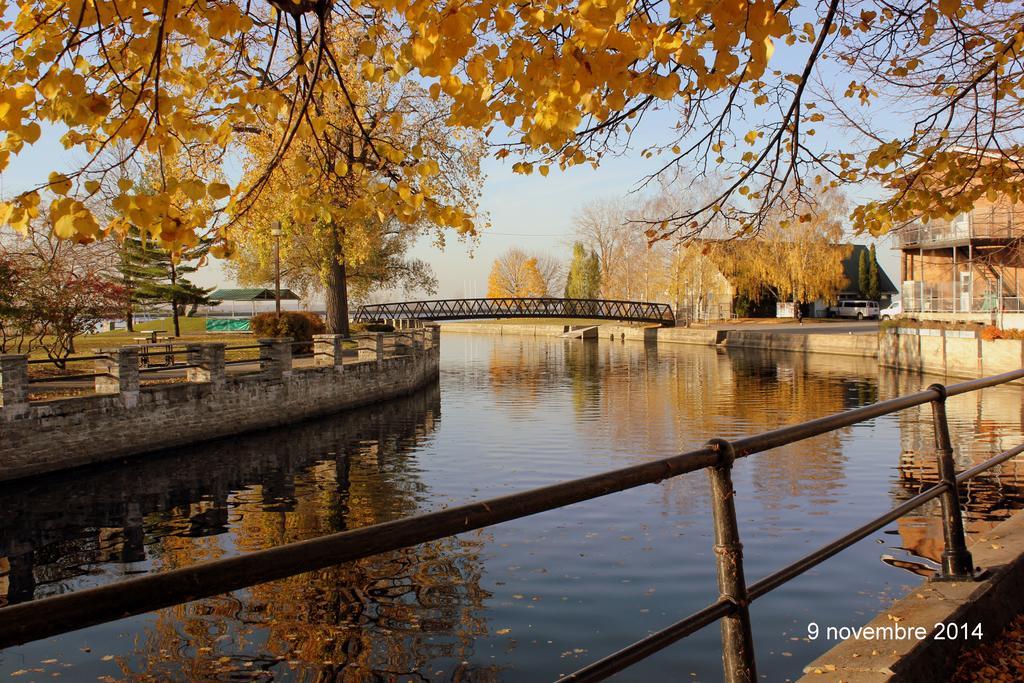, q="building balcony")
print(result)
[896,206,1024,248]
